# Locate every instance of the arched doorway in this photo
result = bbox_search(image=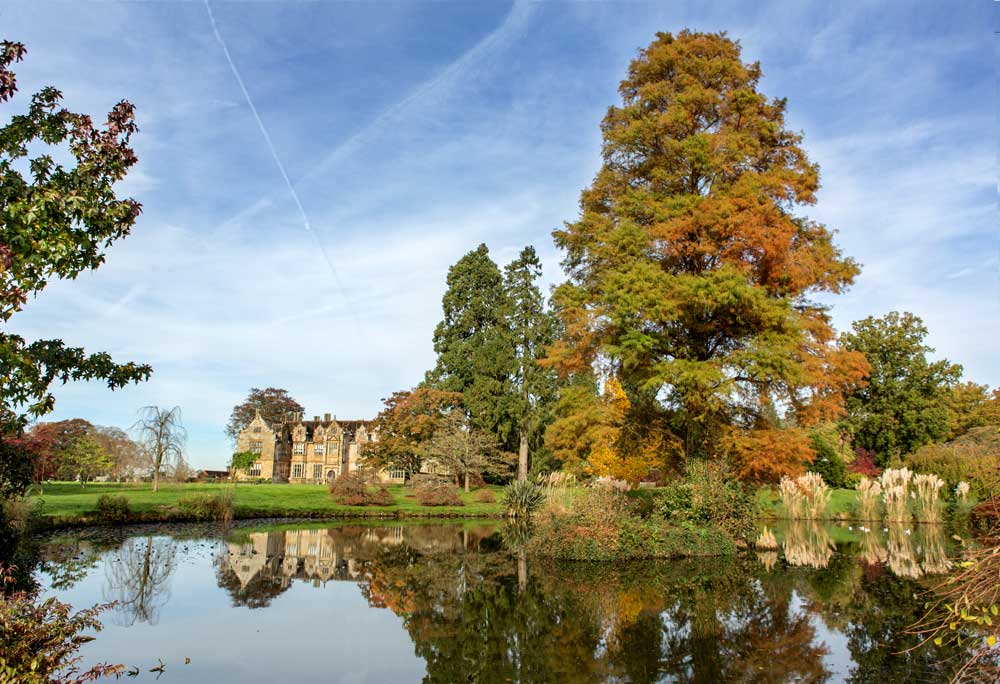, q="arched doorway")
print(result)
[326,470,336,484]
